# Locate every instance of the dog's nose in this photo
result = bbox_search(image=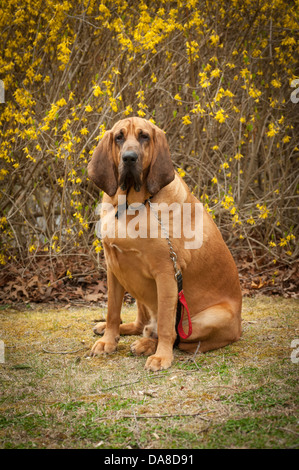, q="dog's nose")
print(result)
[122,151,138,165]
